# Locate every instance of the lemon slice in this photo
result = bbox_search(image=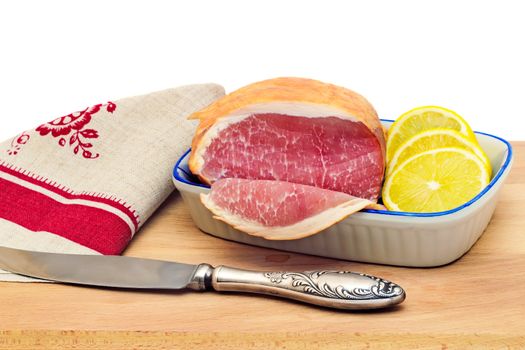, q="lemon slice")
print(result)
[387,106,476,163]
[387,128,492,176]
[382,147,490,213]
